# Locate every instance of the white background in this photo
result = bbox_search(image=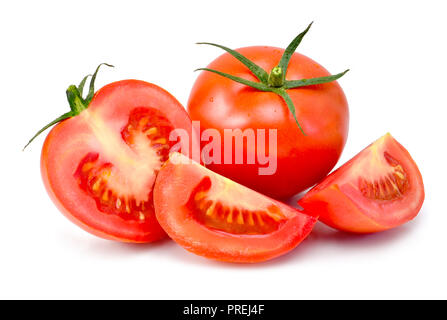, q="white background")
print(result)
[1,0,445,299]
